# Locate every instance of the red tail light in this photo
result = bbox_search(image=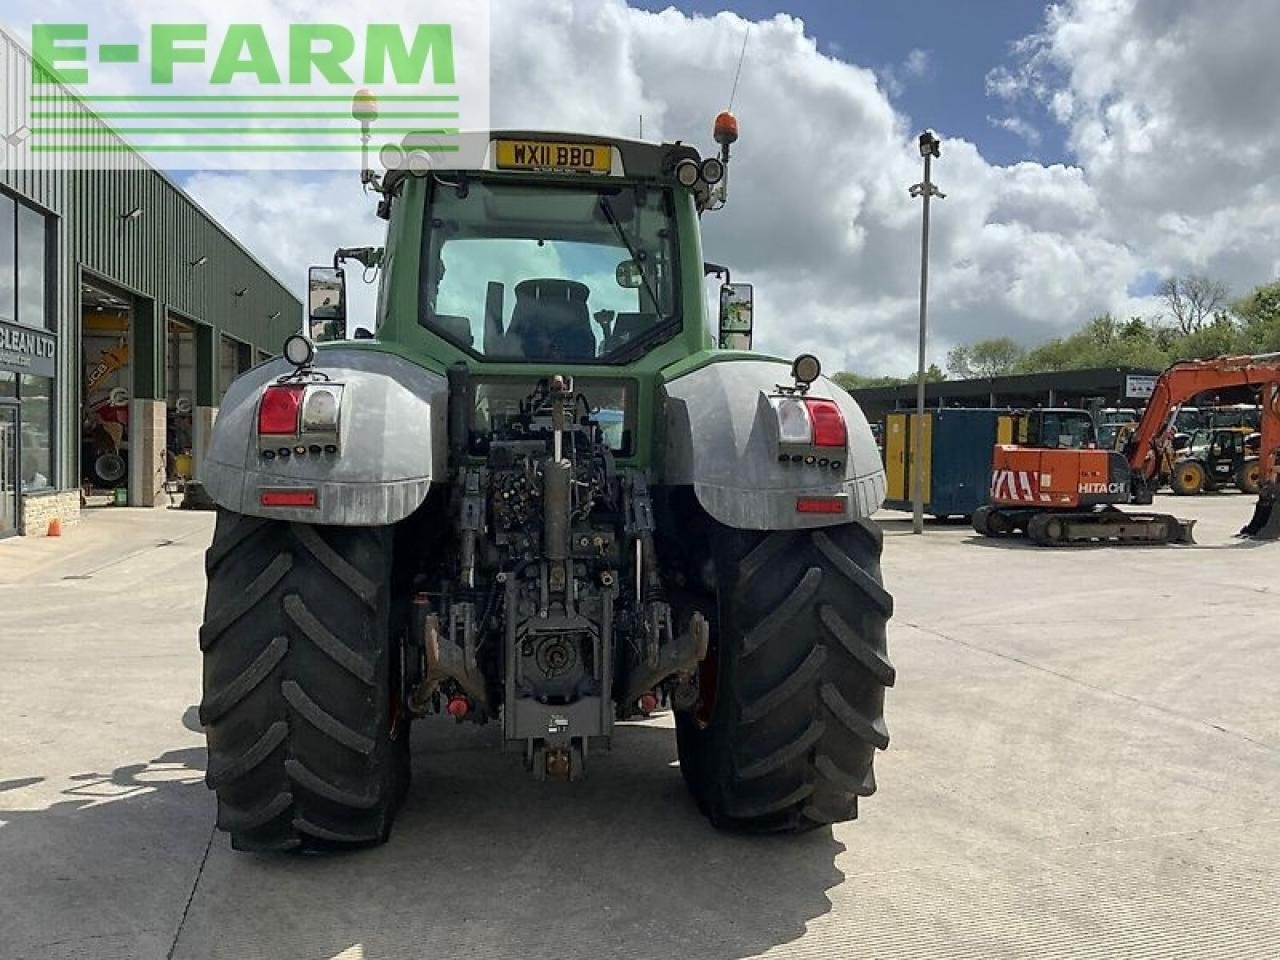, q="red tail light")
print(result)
[260,488,318,508]
[258,385,304,435]
[804,398,847,447]
[796,495,847,514]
